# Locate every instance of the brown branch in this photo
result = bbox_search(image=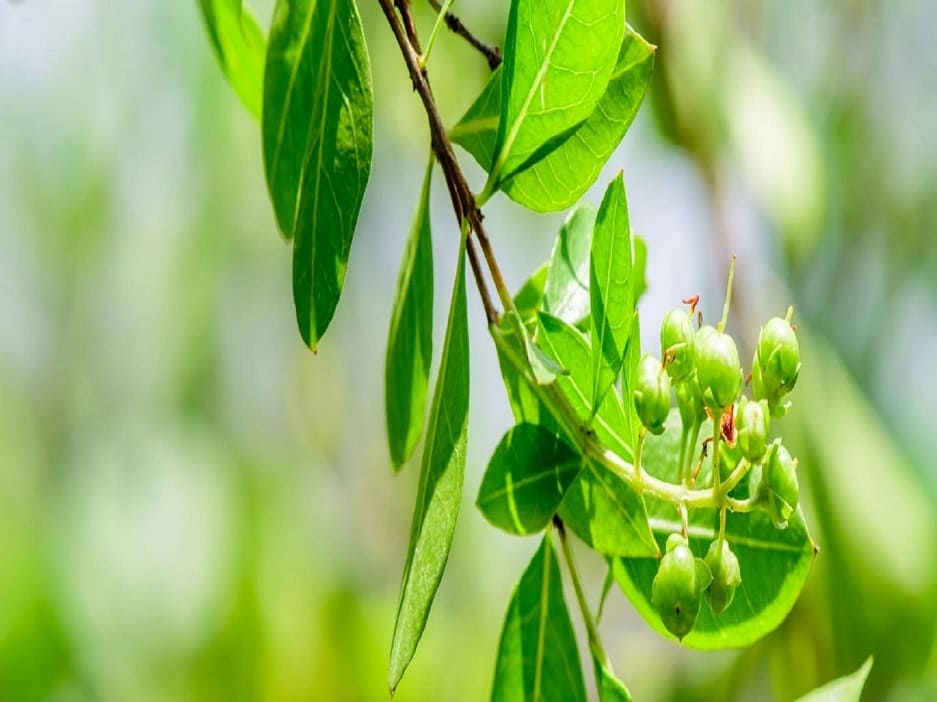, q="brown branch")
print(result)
[378,0,500,325]
[428,0,503,70]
